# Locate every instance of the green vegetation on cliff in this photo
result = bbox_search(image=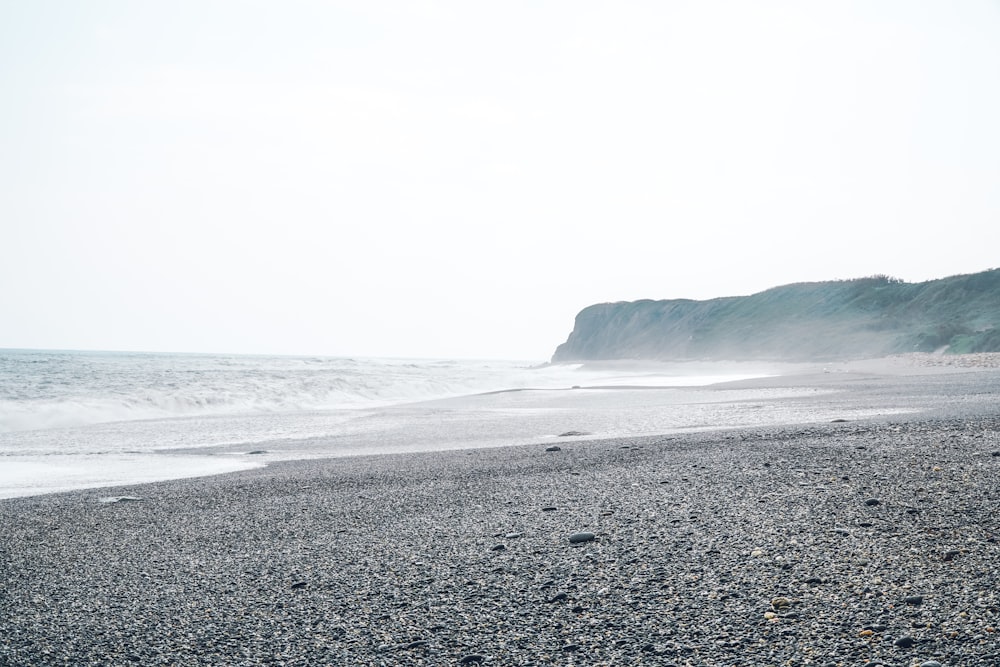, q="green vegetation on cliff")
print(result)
[552,269,1000,362]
